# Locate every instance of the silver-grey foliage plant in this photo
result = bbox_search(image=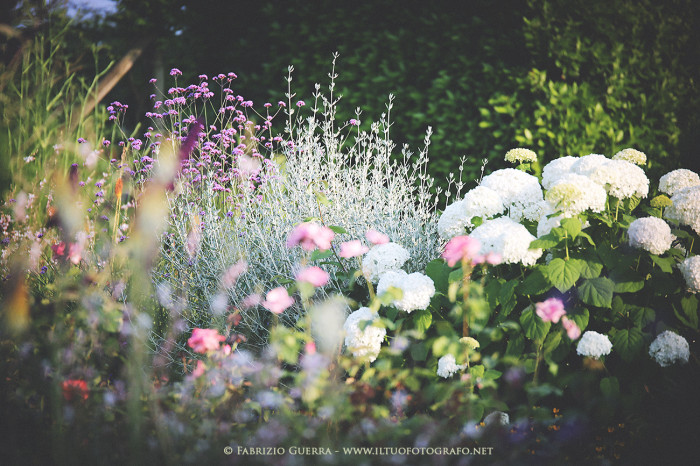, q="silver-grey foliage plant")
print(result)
[155,57,441,350]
